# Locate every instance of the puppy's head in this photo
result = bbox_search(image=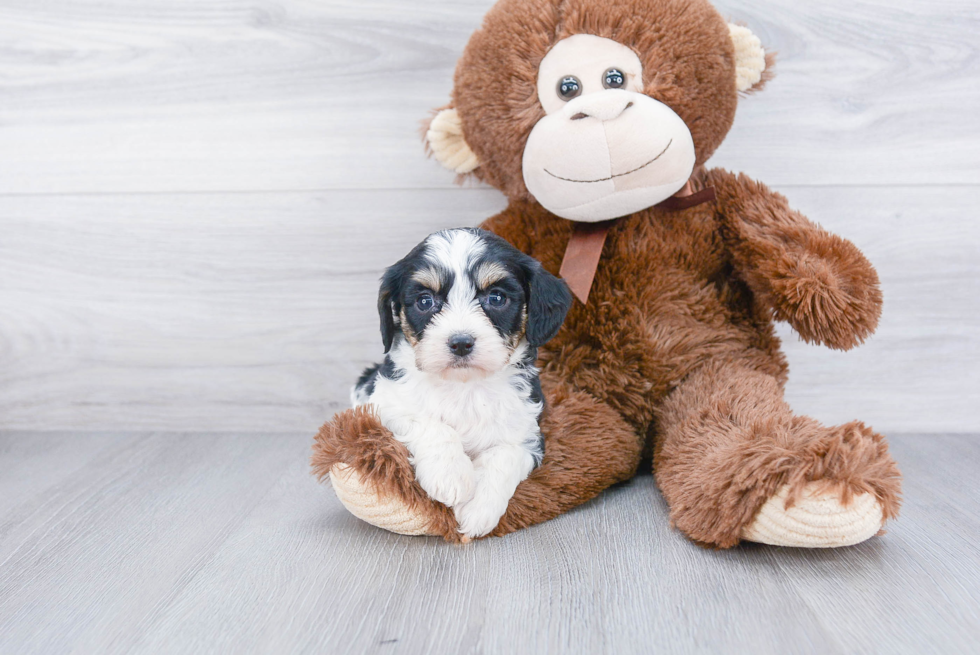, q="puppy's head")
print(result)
[378,228,572,380]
